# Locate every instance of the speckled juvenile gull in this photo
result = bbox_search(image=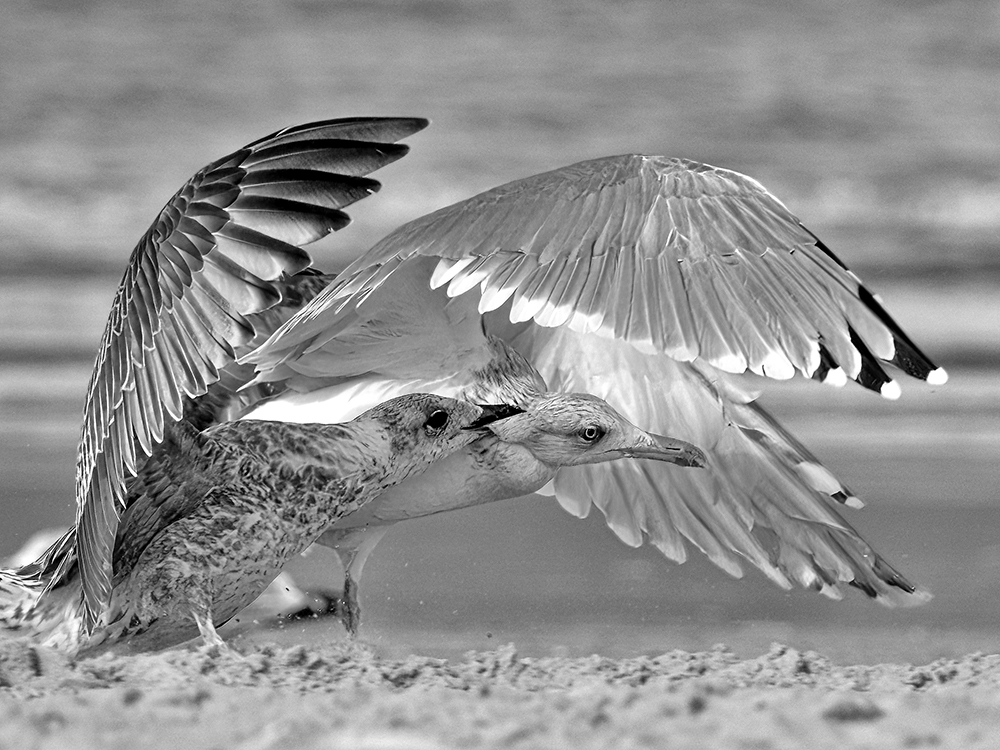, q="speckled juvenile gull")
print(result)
[67,117,429,627]
[2,395,521,653]
[245,152,946,617]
